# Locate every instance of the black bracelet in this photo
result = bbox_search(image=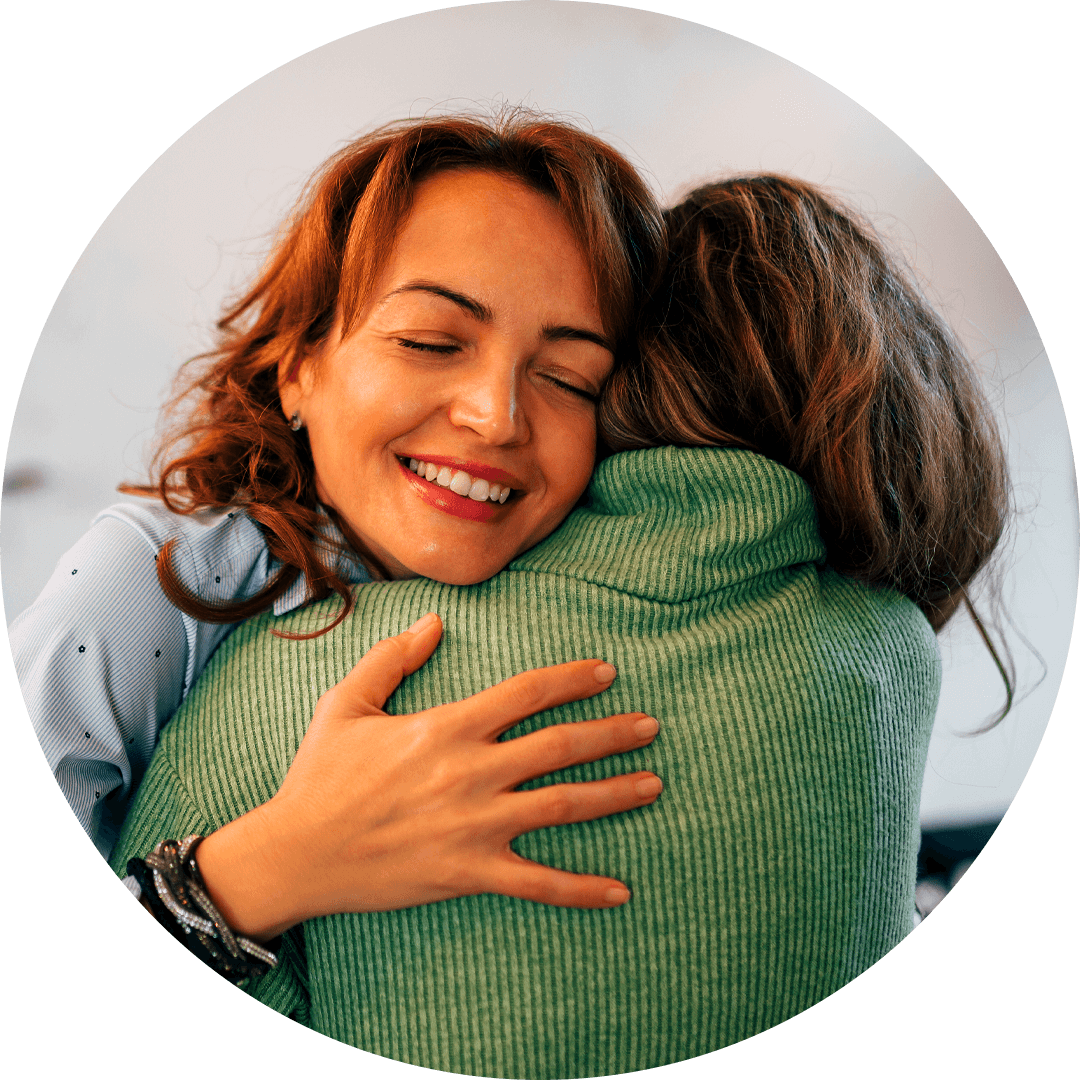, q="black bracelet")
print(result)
[128,836,280,985]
